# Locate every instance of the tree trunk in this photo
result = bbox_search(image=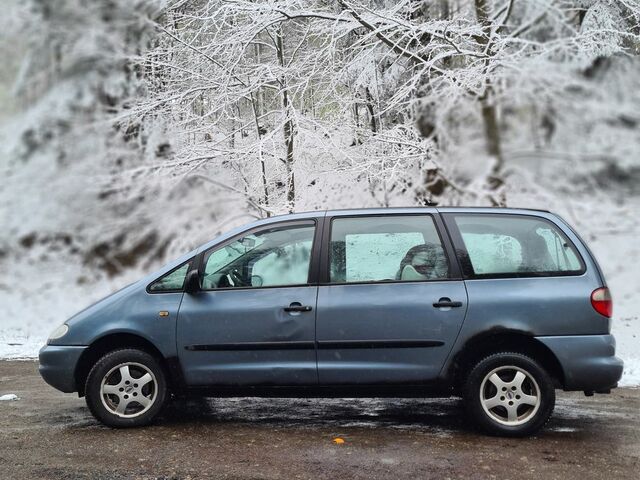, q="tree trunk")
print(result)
[250,92,270,215]
[475,0,506,204]
[364,87,378,133]
[353,99,361,145]
[276,26,295,212]
[479,89,504,187]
